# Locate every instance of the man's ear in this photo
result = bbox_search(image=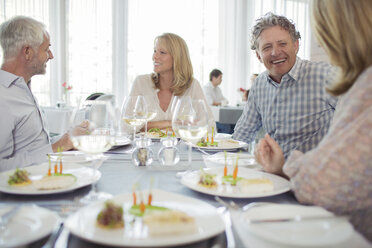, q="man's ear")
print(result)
[294,39,299,54]
[23,46,34,61]
[256,51,262,63]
